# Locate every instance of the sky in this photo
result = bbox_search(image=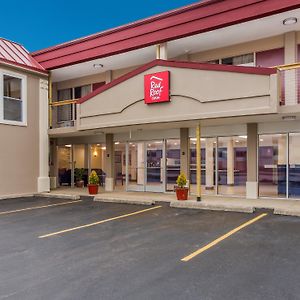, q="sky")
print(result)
[0,0,199,52]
